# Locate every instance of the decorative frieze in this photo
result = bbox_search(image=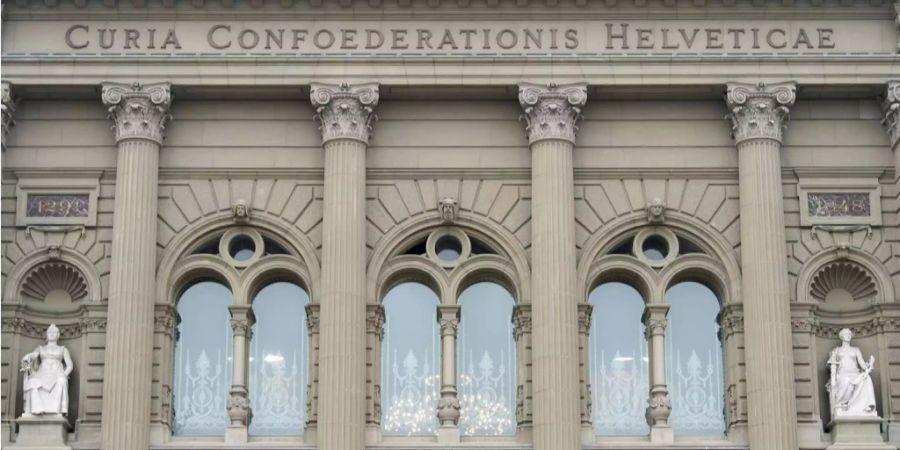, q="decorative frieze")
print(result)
[725,81,796,145]
[310,82,379,144]
[882,80,900,149]
[2,81,15,151]
[518,82,587,144]
[101,82,172,144]
[1,317,83,339]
